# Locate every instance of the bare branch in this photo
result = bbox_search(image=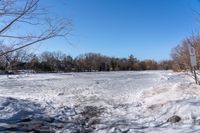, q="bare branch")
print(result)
[0,0,39,34]
[0,0,72,57]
